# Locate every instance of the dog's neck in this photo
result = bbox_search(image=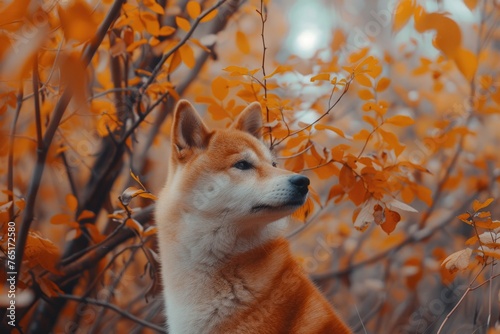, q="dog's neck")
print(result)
[163,207,286,268]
